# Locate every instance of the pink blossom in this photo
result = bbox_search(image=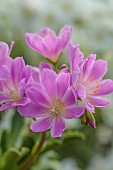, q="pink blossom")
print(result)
[25,25,72,64]
[18,68,84,137]
[69,51,113,112]
[0,57,32,111]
